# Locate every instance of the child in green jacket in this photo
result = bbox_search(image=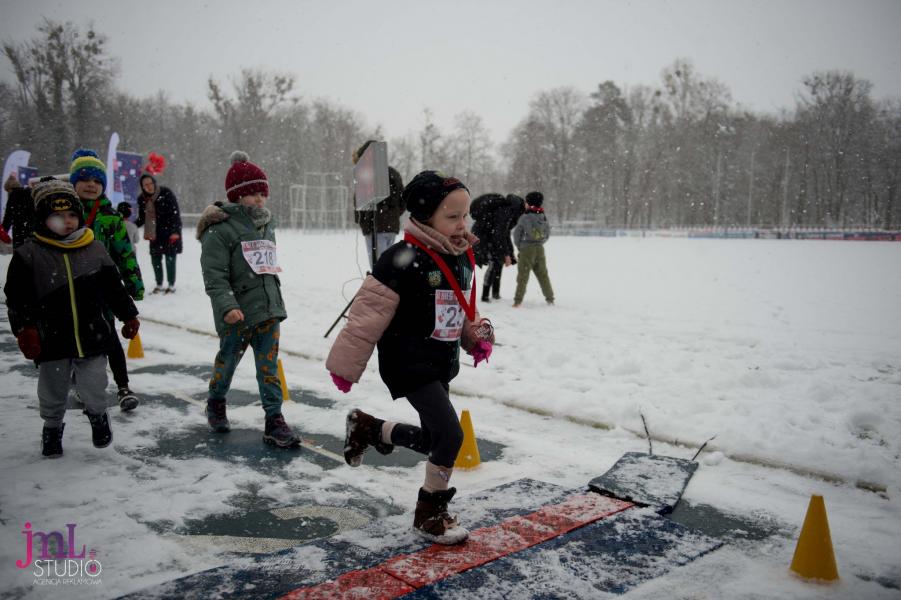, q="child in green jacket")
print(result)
[196,151,299,448]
